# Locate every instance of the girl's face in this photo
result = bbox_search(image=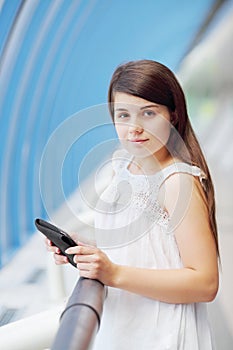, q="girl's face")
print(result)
[113,92,172,159]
